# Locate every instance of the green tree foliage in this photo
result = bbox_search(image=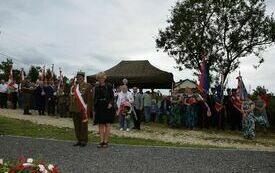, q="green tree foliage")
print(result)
[63,76,69,83]
[28,66,39,82]
[0,58,13,81]
[156,0,275,84]
[252,85,273,98]
[46,68,57,81]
